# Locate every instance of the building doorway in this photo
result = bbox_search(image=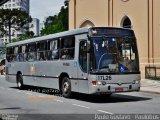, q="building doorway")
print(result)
[121,16,132,29]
